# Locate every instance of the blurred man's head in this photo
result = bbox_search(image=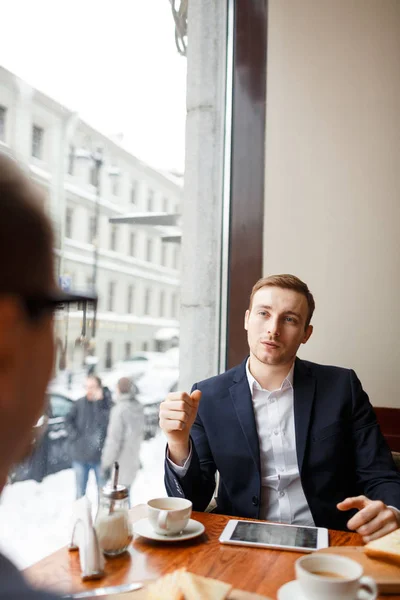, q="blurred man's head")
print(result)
[117,377,132,396]
[86,375,103,401]
[0,153,56,488]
